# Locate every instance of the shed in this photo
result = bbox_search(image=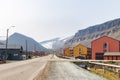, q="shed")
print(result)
[0,45,23,60]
